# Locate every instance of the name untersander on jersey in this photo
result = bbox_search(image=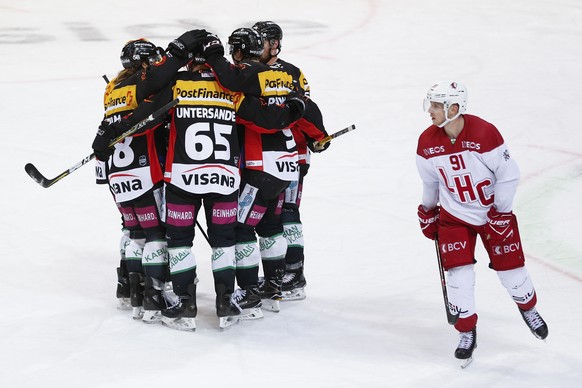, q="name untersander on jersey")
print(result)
[174,106,235,122]
[166,163,240,195]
